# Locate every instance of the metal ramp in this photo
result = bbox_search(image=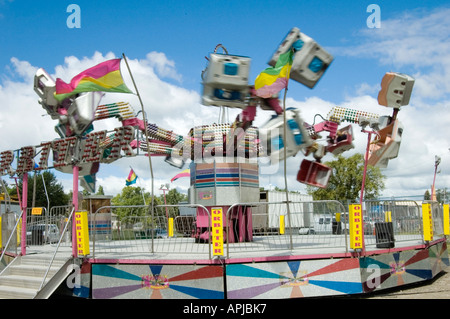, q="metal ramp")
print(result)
[0,254,72,299]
